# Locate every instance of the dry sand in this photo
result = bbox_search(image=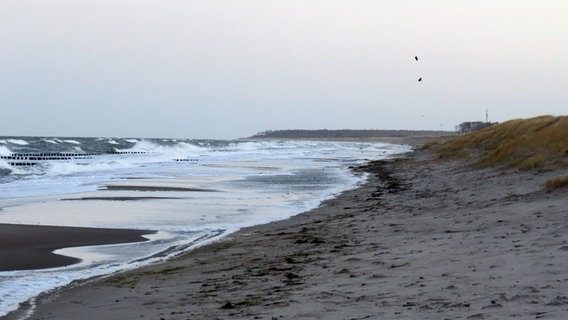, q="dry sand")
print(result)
[6,148,568,319]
